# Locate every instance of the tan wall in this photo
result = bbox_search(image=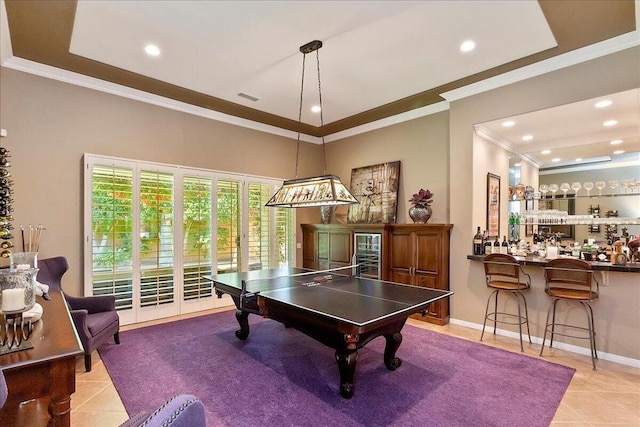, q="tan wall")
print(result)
[449,46,640,361]
[325,111,449,224]
[0,67,321,294]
